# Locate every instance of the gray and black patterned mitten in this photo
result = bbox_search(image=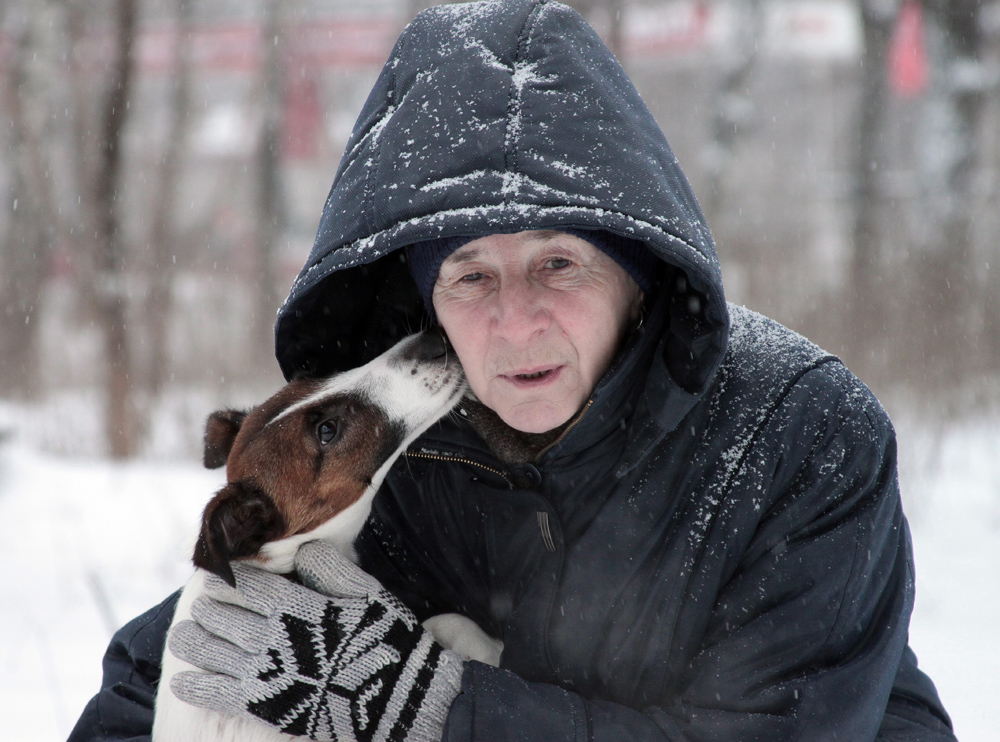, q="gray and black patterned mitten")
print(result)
[168,554,464,742]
